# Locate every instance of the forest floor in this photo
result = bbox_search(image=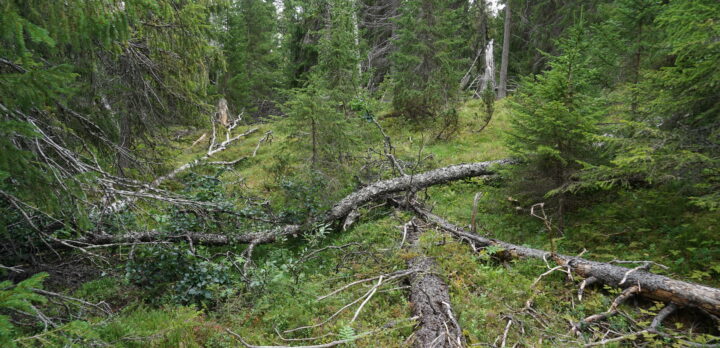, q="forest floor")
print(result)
[45,99,720,347]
